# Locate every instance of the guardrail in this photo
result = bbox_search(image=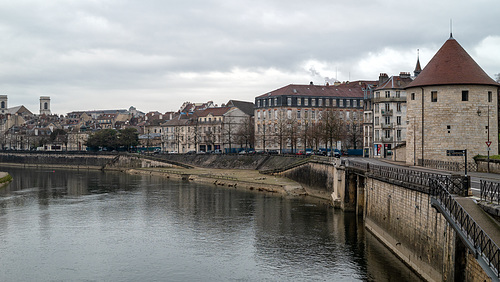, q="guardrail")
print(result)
[347,160,468,196]
[481,180,500,204]
[430,177,500,279]
[419,159,478,172]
